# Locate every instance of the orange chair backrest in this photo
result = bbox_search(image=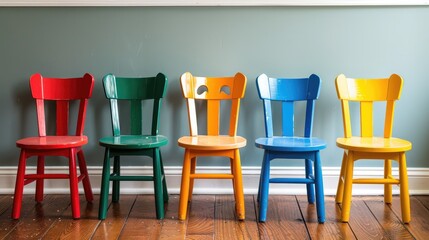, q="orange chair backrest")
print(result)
[180,72,247,137]
[30,73,95,137]
[335,74,403,138]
